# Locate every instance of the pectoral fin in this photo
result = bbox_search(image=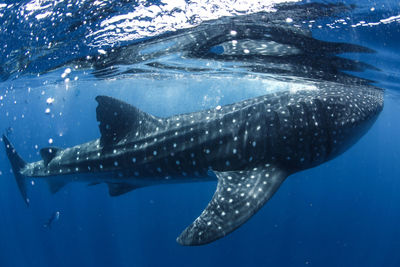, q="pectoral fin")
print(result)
[177,164,288,246]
